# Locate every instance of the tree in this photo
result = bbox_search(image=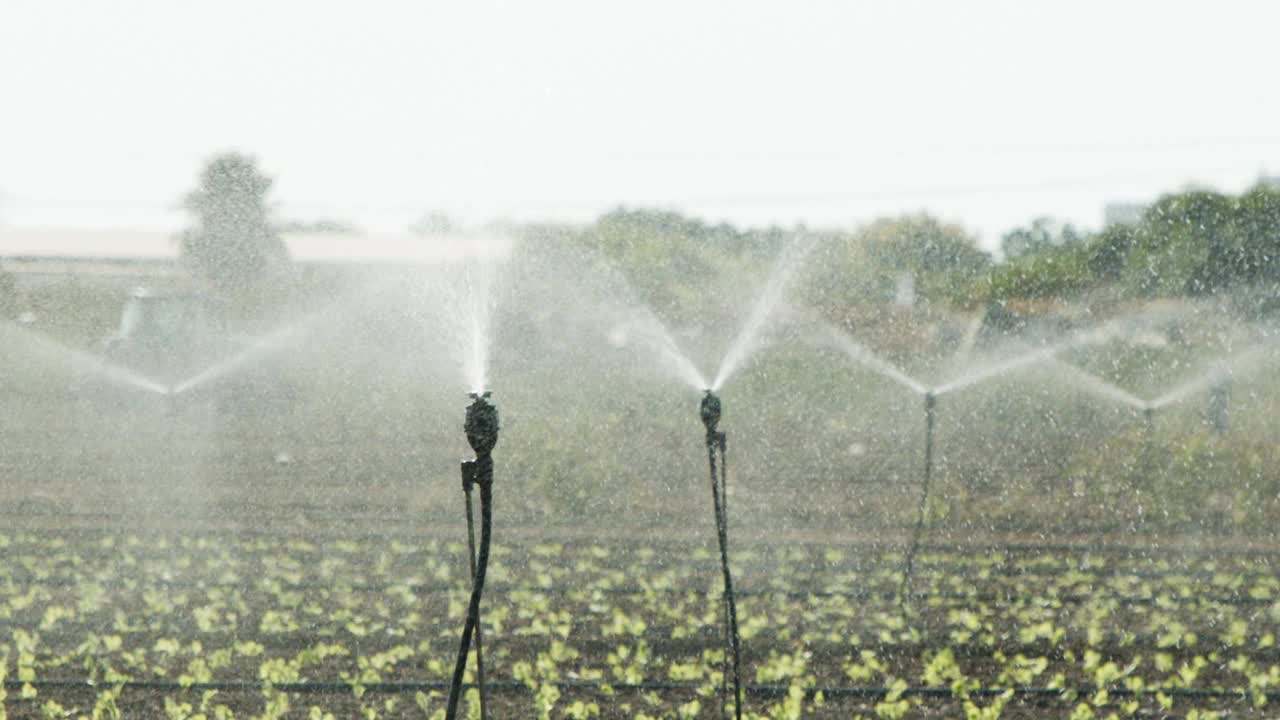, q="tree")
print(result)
[801,213,989,318]
[863,214,991,304]
[581,208,722,318]
[1085,224,1137,282]
[1000,216,1082,260]
[1233,183,1280,286]
[411,211,456,236]
[179,153,288,293]
[1123,190,1234,295]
